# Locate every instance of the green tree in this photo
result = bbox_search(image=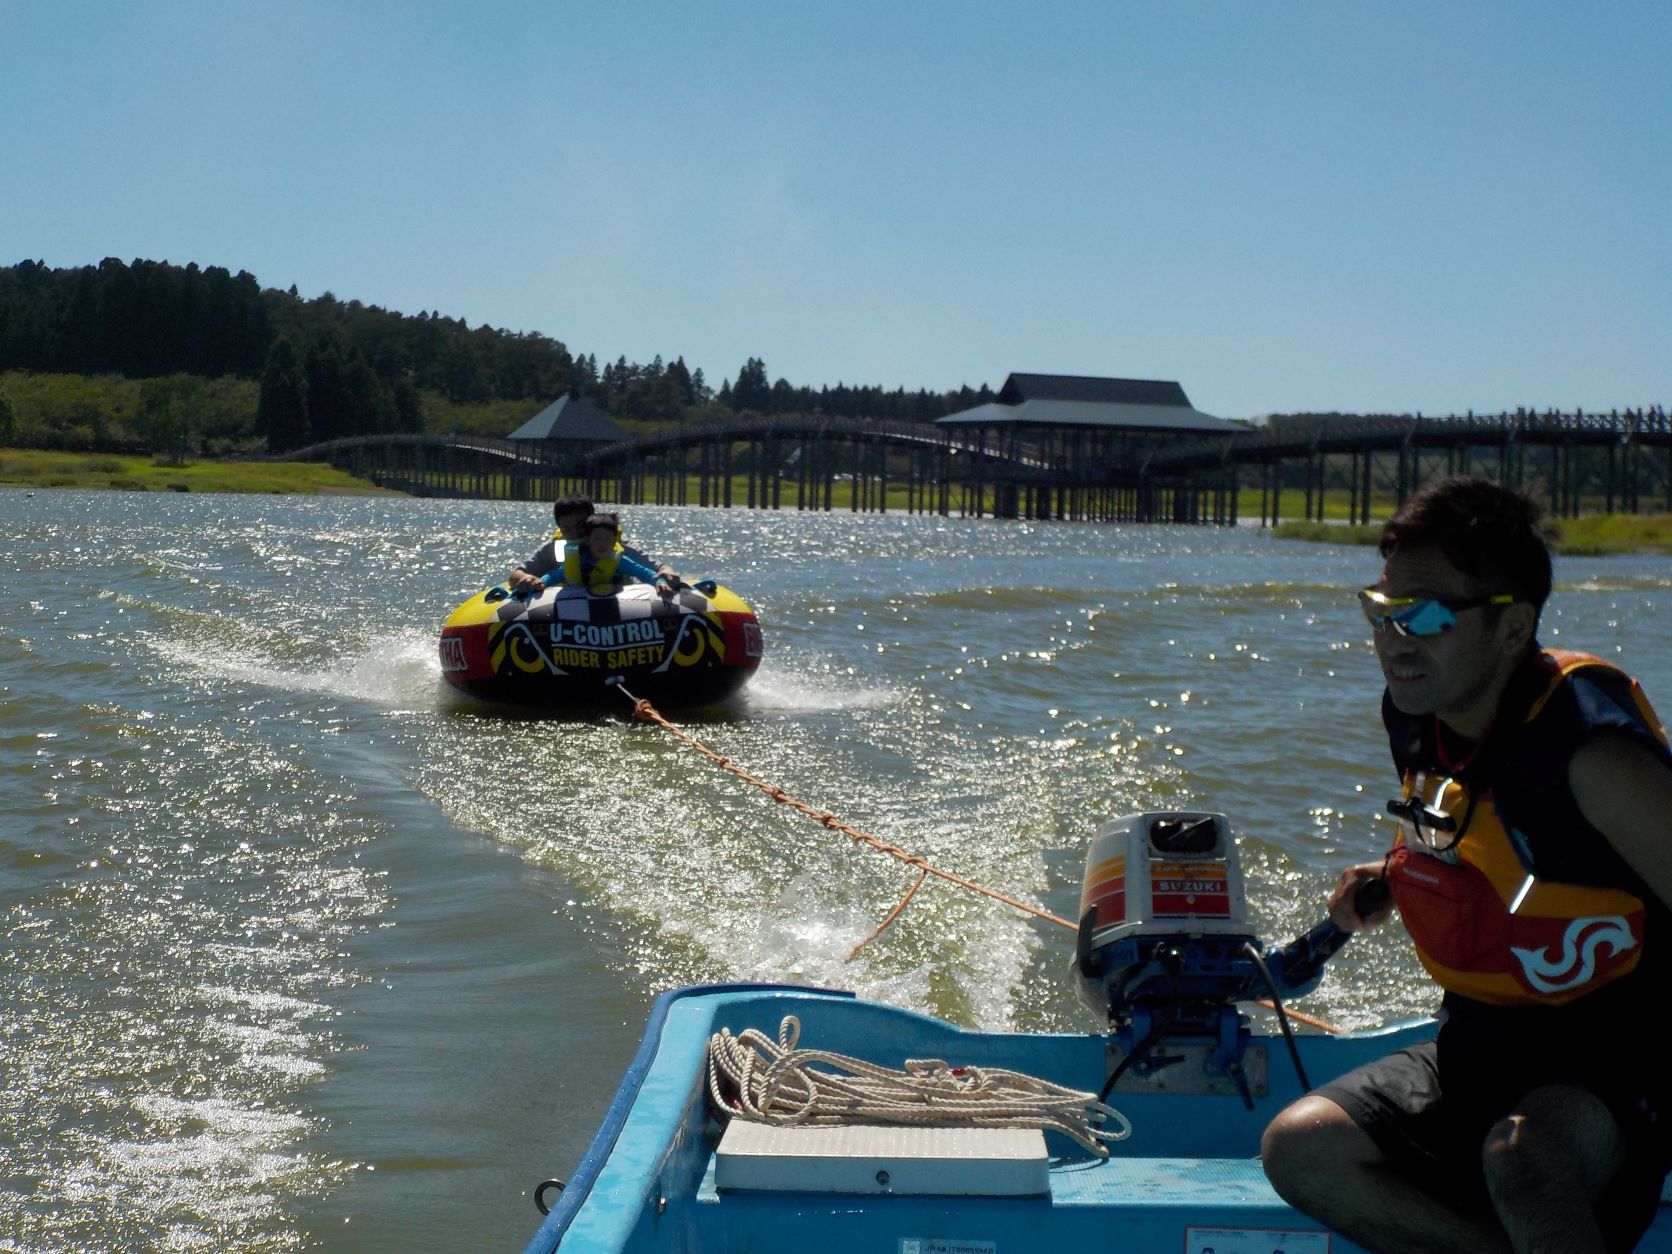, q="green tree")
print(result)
[393,380,423,434]
[0,388,14,445]
[731,357,770,411]
[140,375,205,465]
[258,337,309,452]
[618,372,685,426]
[666,357,695,407]
[439,334,486,402]
[304,332,351,441]
[343,349,392,435]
